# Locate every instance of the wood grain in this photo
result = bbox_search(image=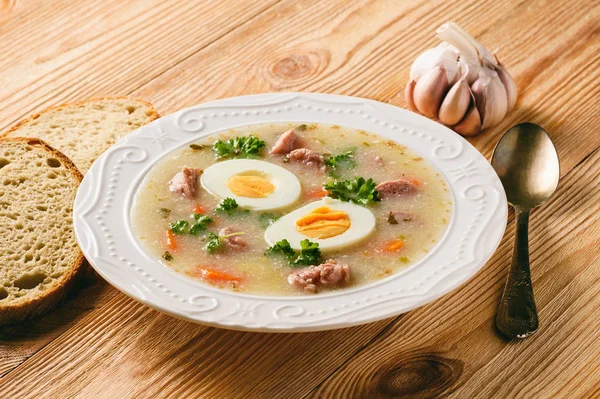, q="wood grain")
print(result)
[309,149,600,398]
[0,0,279,379]
[0,0,599,397]
[0,274,117,377]
[133,0,600,176]
[0,293,390,398]
[0,0,280,132]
